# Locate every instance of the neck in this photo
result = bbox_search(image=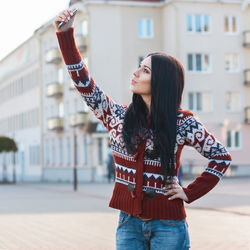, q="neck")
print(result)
[141,95,151,113]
